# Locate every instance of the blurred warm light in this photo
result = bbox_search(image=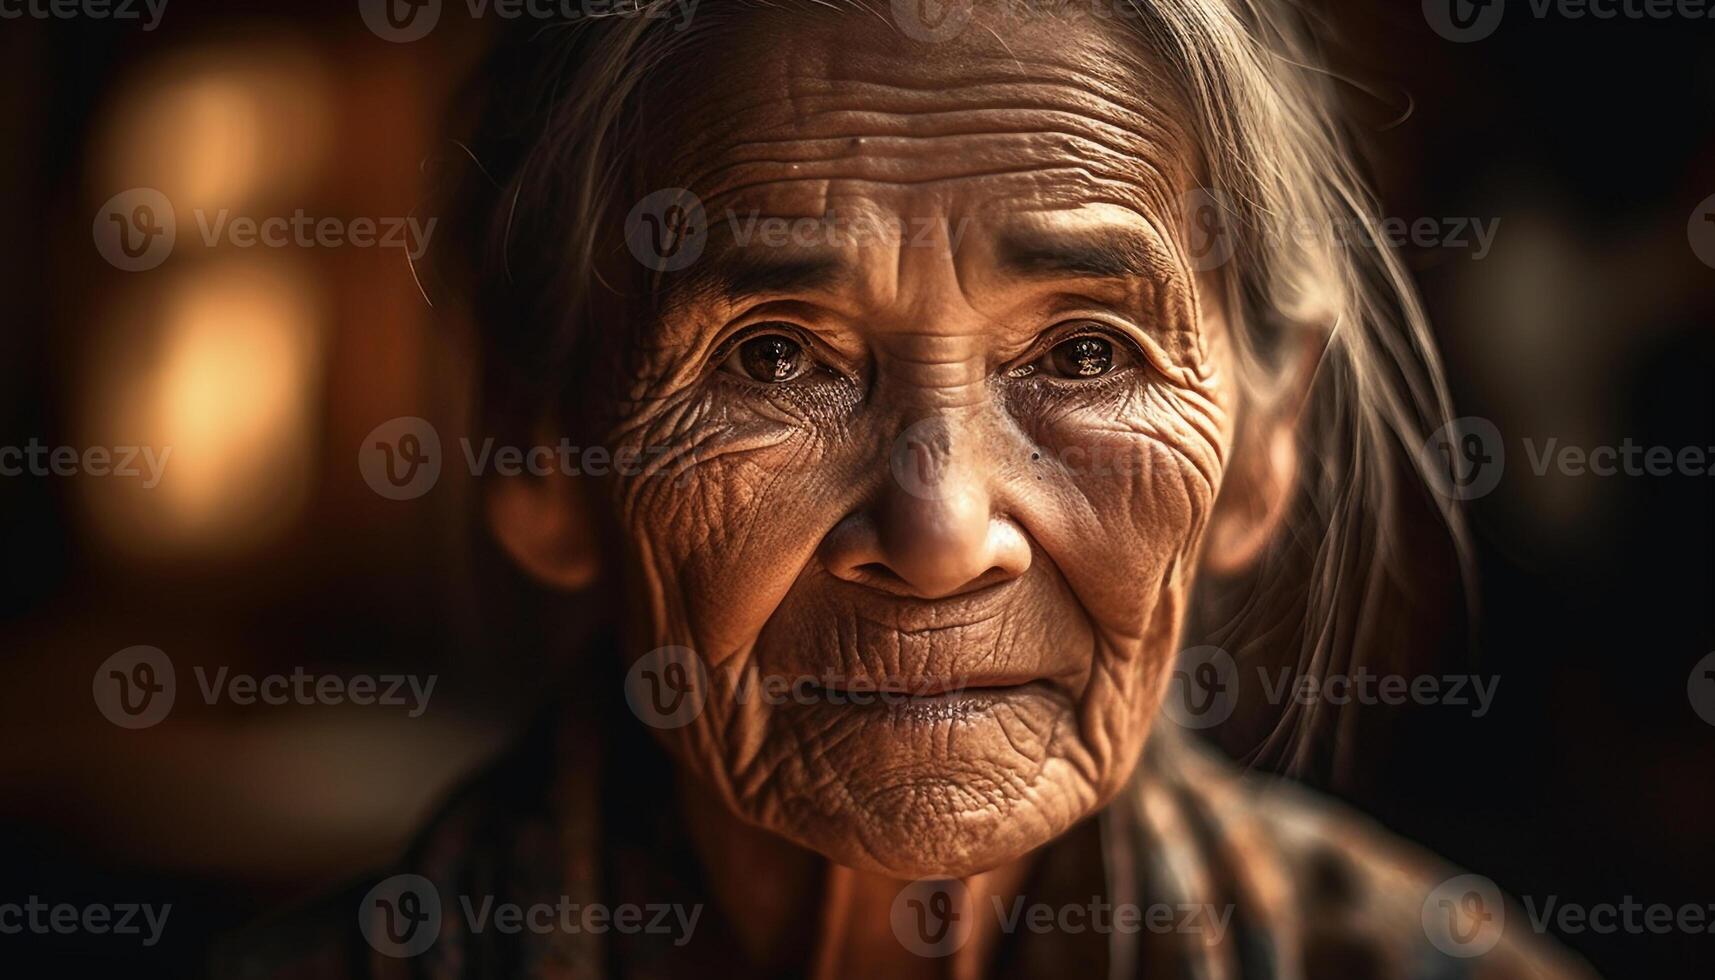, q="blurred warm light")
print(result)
[78,36,338,560]
[82,258,325,557]
[95,39,332,213]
